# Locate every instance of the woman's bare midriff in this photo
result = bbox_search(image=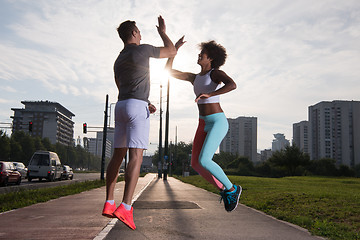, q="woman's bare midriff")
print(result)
[197,103,223,116]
